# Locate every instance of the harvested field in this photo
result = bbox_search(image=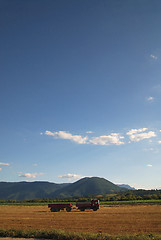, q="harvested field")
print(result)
[0,205,161,235]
